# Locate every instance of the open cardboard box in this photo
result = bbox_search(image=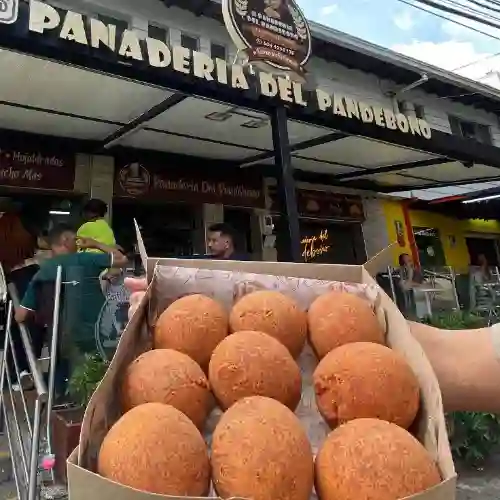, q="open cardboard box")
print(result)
[67,223,456,500]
